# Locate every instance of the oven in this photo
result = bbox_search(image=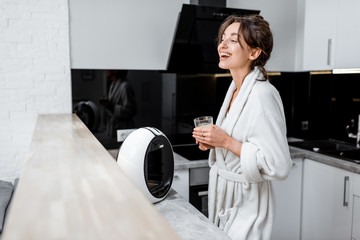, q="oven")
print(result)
[190,184,208,217]
[189,167,210,217]
[172,144,210,217]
